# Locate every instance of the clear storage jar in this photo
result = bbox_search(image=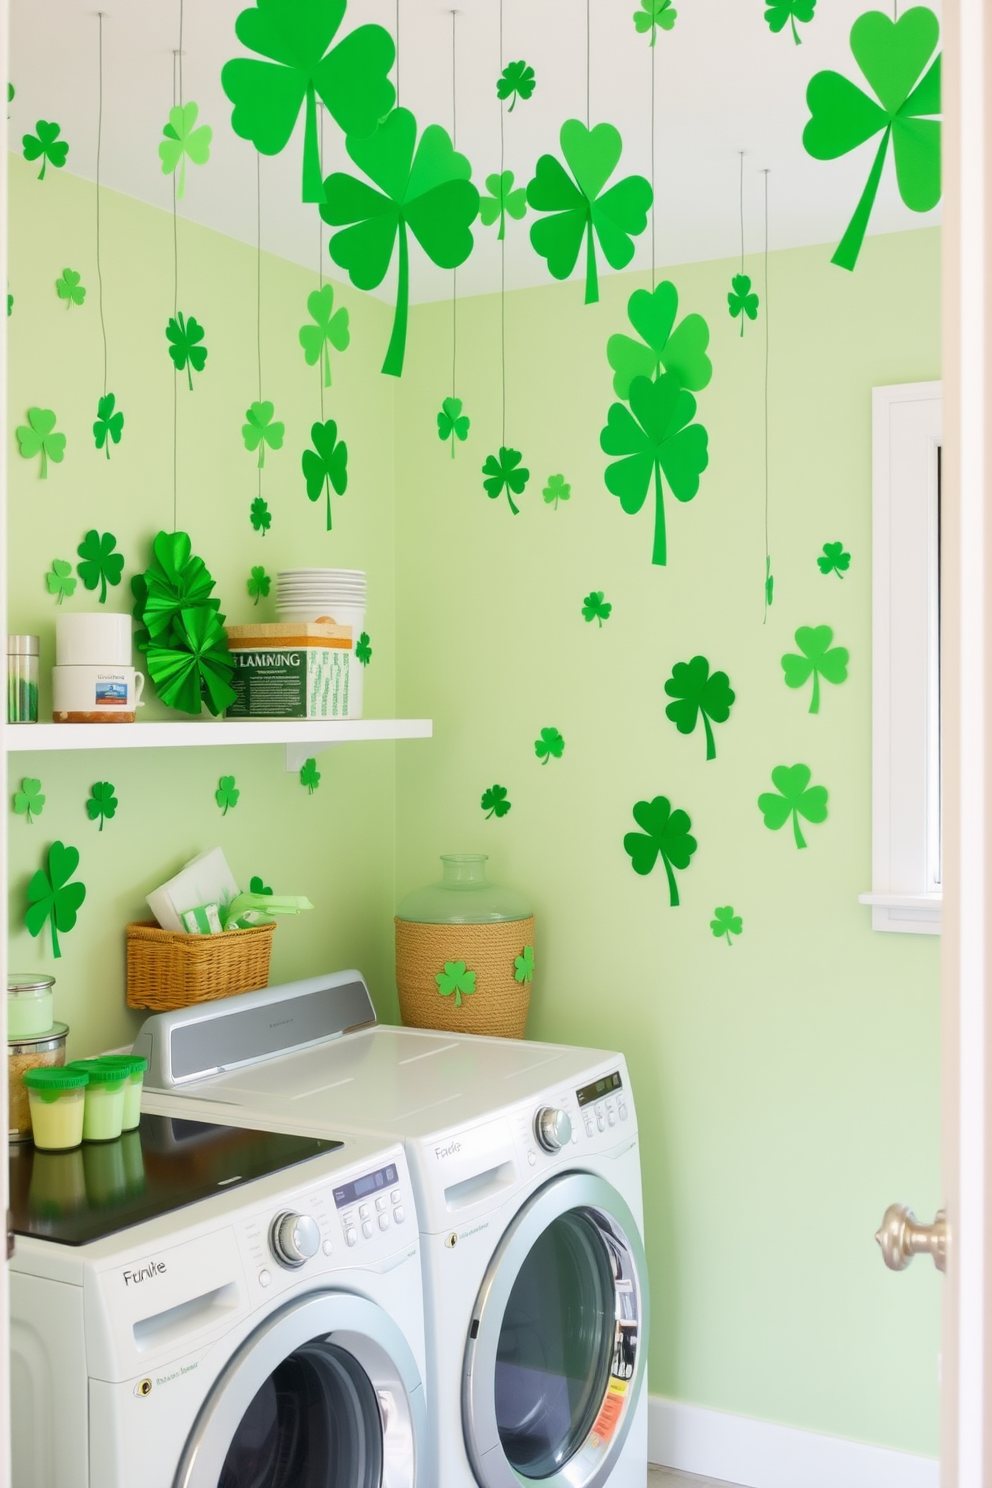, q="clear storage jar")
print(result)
[66,1061,128,1142]
[7,974,55,1039]
[95,1054,148,1130]
[8,1024,69,1141]
[7,635,39,723]
[23,1067,89,1151]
